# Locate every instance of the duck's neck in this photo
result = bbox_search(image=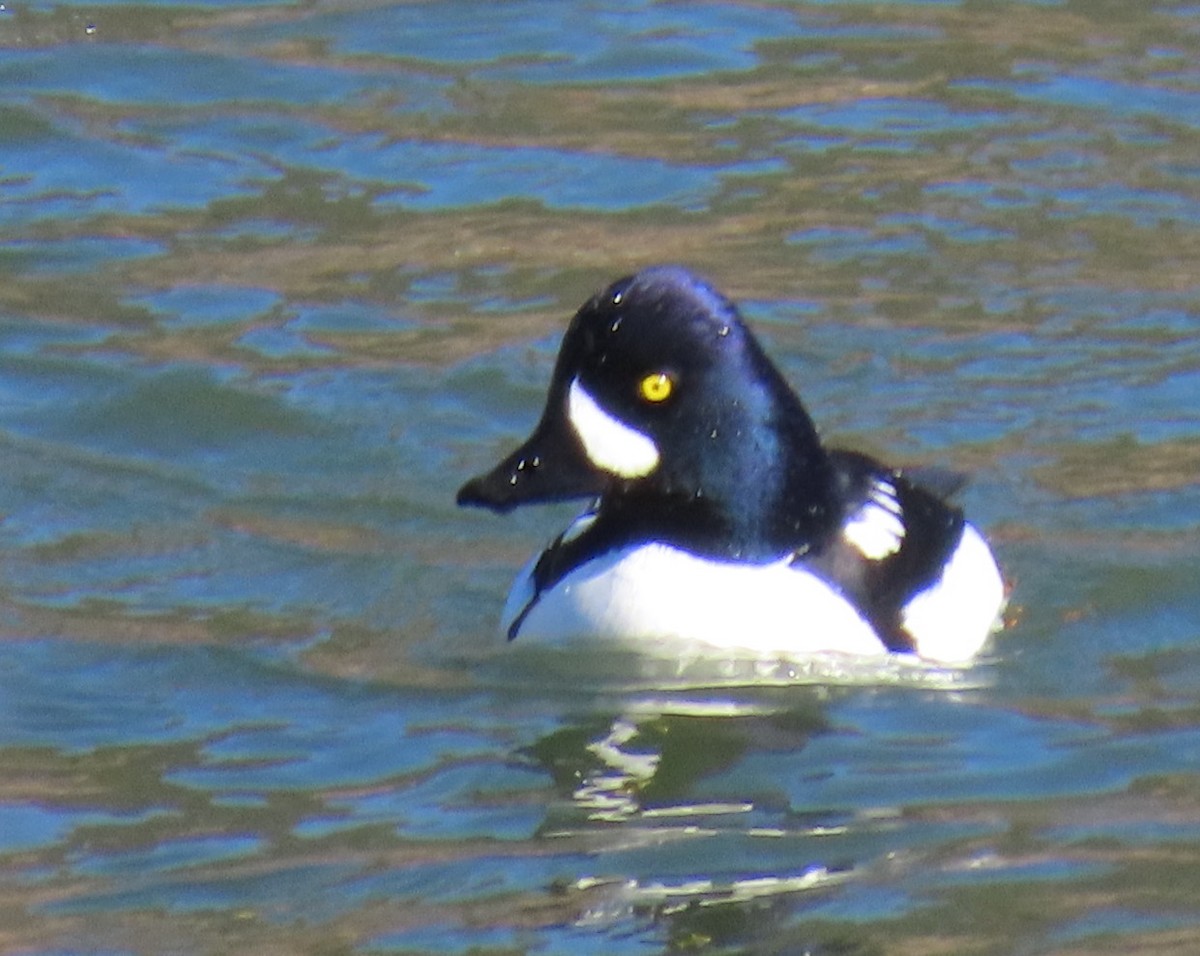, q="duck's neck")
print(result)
[608,395,835,561]
[703,342,837,555]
